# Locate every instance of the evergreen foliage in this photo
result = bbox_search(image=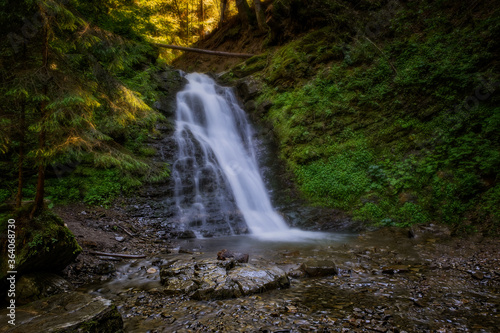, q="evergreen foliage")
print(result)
[0,0,170,210]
